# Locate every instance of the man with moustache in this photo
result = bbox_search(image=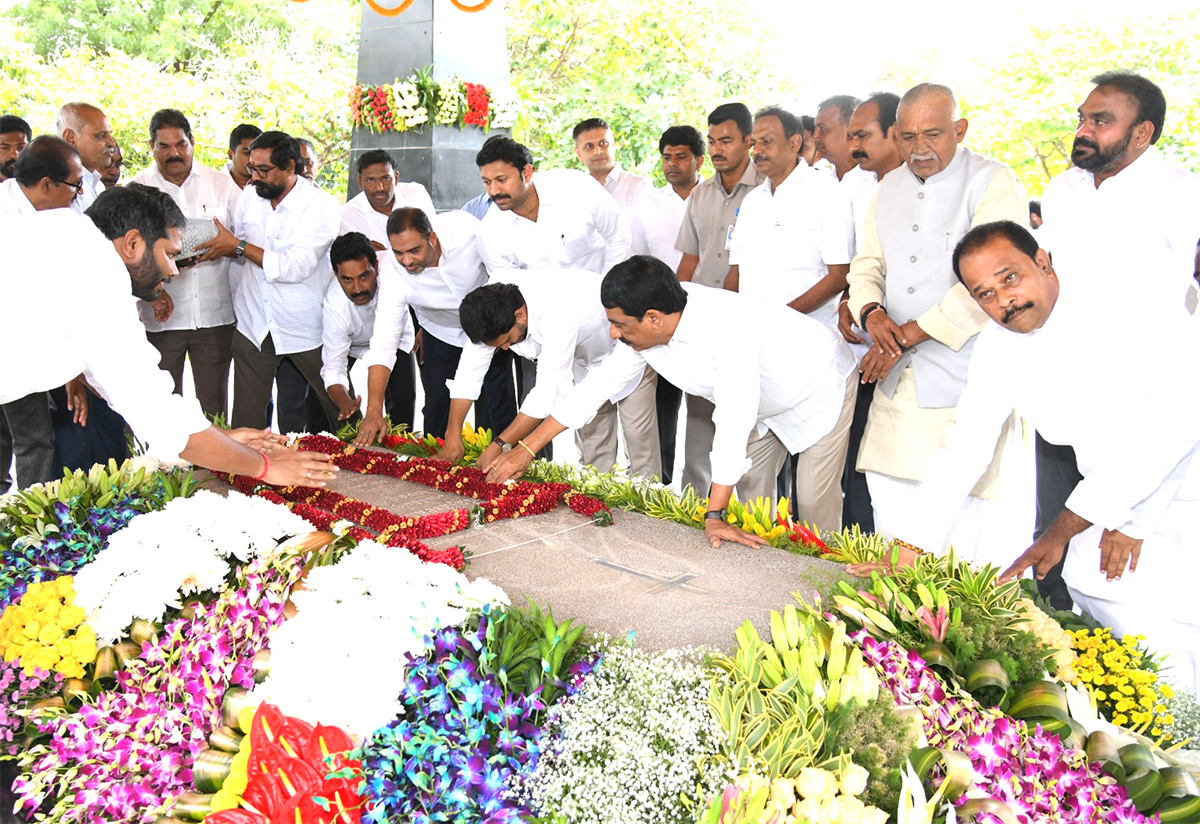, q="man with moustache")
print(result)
[846,83,1028,567]
[674,102,764,495]
[130,109,242,419]
[321,232,414,424]
[631,125,706,483]
[101,143,123,189]
[356,207,517,447]
[196,130,343,432]
[885,220,1200,692]
[55,102,117,212]
[813,95,861,182]
[1031,71,1200,608]
[837,92,903,531]
[2,185,337,489]
[0,116,31,182]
